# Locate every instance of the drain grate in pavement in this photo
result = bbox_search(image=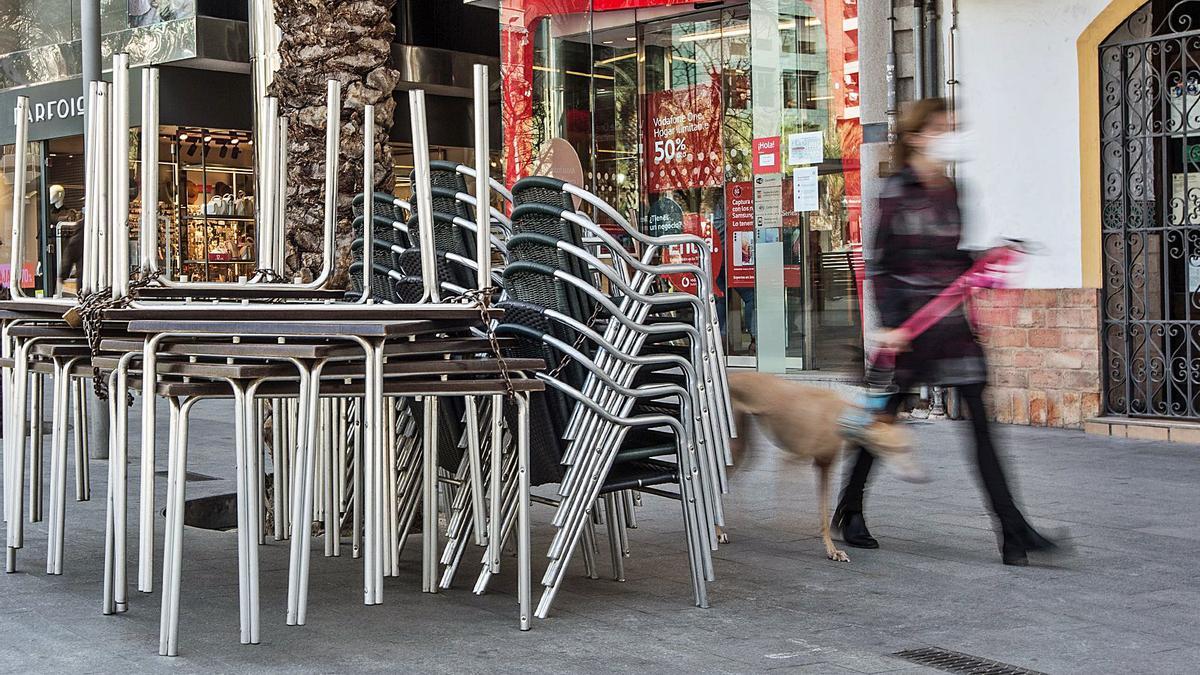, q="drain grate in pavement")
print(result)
[892,648,1048,675]
[154,470,219,482]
